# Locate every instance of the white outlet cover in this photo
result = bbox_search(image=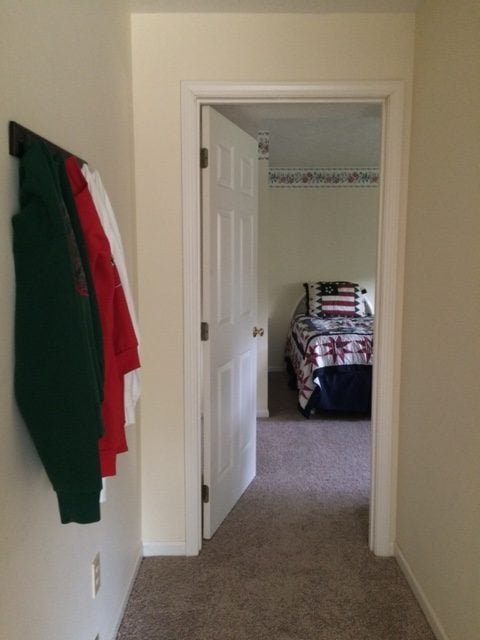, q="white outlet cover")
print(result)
[92,553,101,598]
